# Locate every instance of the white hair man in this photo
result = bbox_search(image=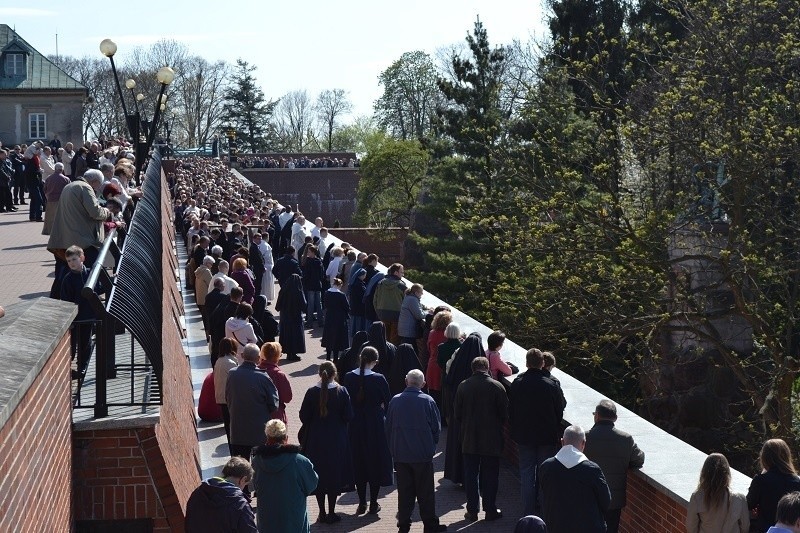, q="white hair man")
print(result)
[539,425,611,532]
[385,369,447,533]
